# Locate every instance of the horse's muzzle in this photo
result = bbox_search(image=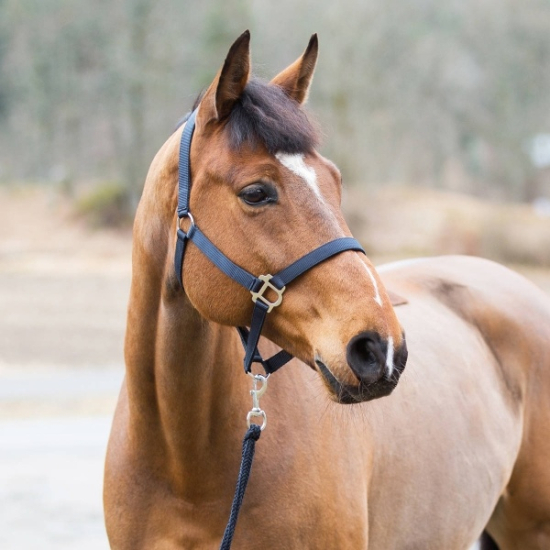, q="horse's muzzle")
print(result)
[316,333,407,404]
